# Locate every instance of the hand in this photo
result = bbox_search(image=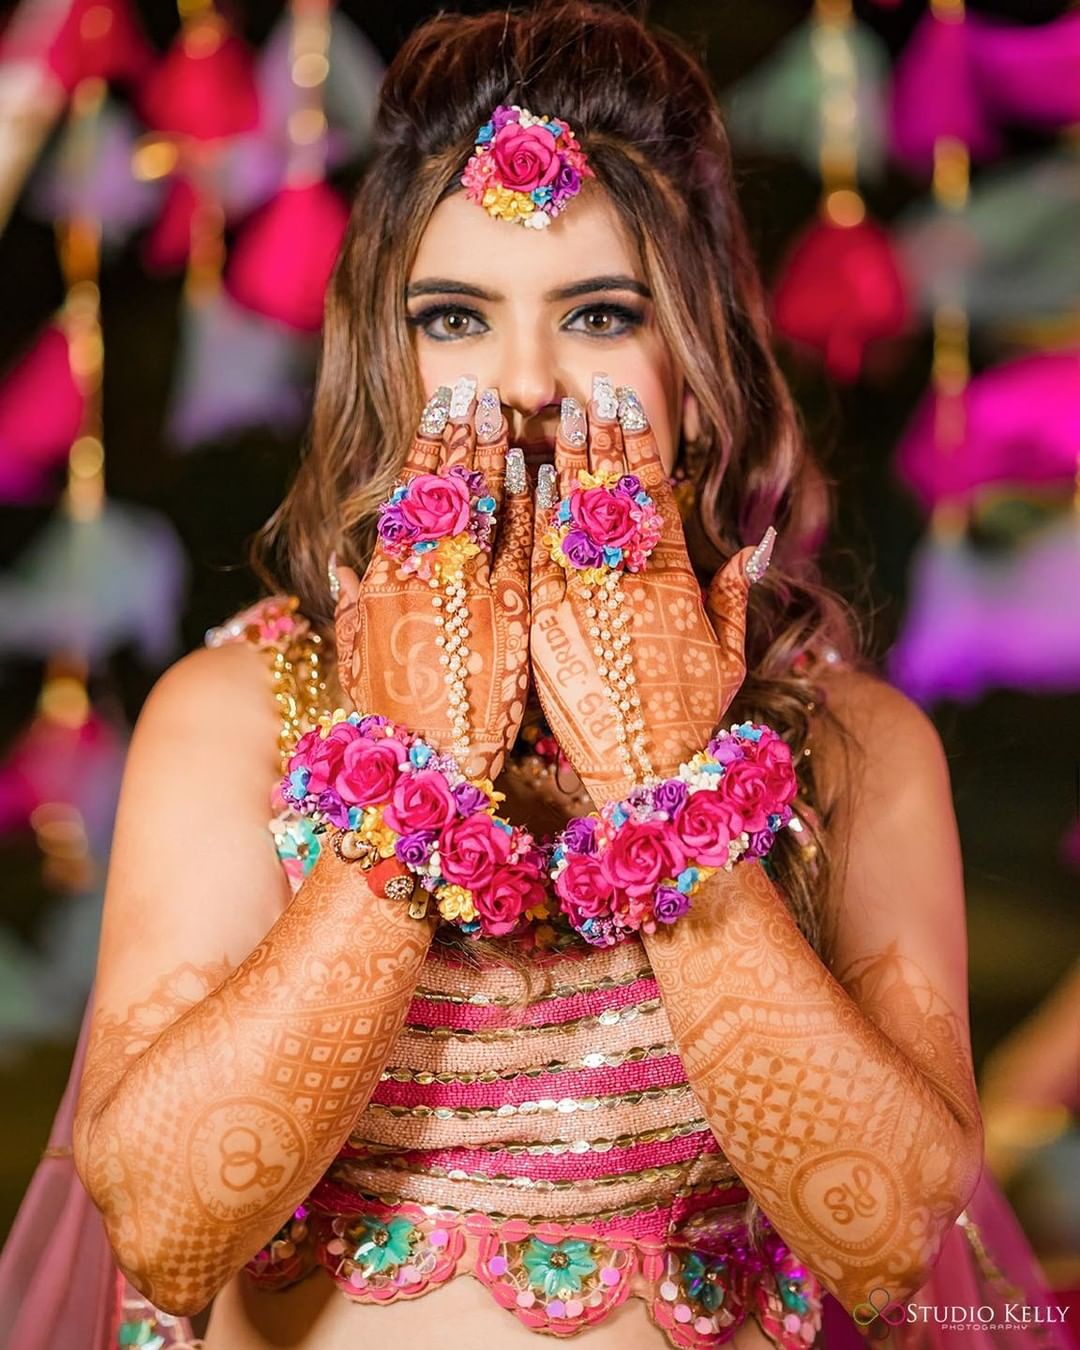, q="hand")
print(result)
[529,377,770,804]
[334,381,532,781]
